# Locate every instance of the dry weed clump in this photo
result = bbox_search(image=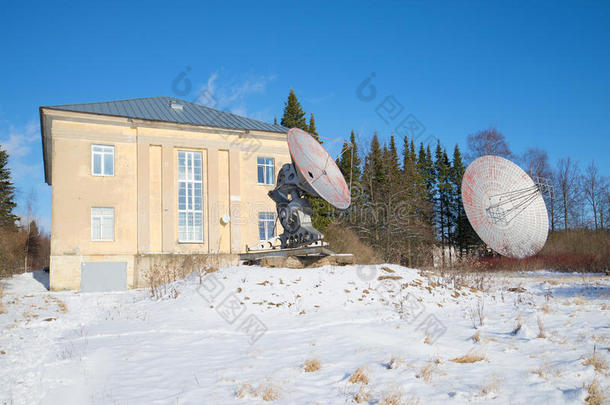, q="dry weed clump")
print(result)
[386,357,402,369]
[471,331,481,343]
[237,382,281,401]
[585,379,607,405]
[235,383,252,399]
[479,374,502,396]
[353,385,371,403]
[450,351,486,364]
[51,296,67,313]
[260,385,281,401]
[144,255,215,299]
[416,363,435,383]
[379,392,419,405]
[536,316,546,338]
[348,367,369,385]
[323,224,381,264]
[379,392,403,405]
[303,358,321,372]
[582,350,608,373]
